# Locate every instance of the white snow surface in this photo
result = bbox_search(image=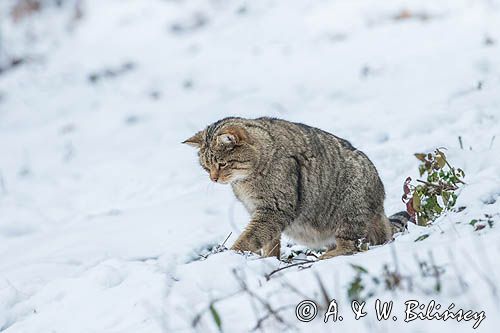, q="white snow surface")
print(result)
[1,0,500,332]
